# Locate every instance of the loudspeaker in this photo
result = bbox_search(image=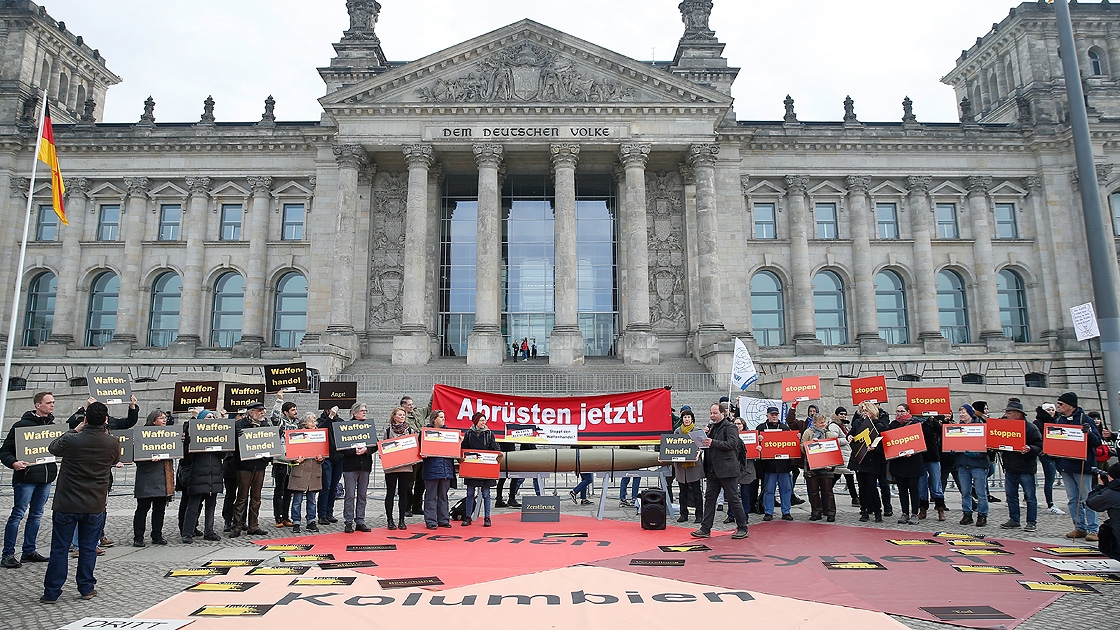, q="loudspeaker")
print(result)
[639,488,667,530]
